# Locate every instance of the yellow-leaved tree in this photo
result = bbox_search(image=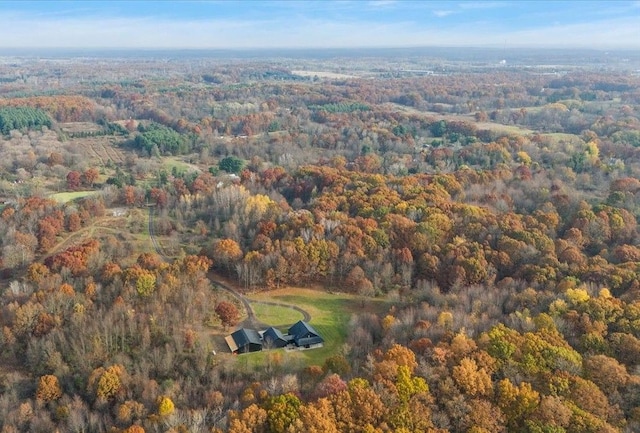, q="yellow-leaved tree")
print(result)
[88,364,126,401]
[157,396,175,417]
